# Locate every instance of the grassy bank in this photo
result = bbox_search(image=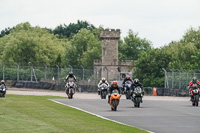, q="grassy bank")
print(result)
[0,95,147,133]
